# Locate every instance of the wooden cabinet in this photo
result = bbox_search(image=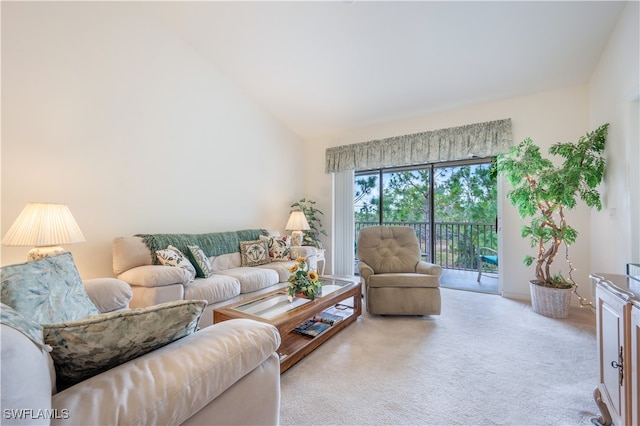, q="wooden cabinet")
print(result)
[592,273,640,426]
